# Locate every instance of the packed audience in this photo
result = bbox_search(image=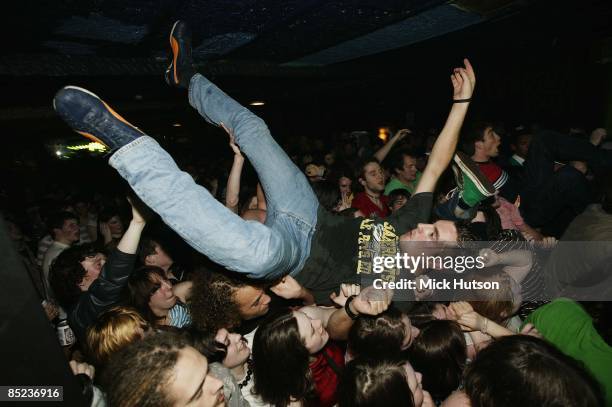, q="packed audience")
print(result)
[3,20,612,407]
